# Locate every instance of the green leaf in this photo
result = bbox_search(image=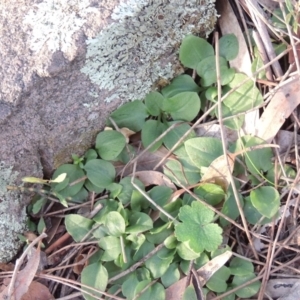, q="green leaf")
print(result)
[176,241,201,260]
[37,217,46,235]
[98,236,121,261]
[127,233,146,250]
[229,257,254,276]
[93,199,119,224]
[175,201,223,253]
[179,35,214,68]
[81,263,108,300]
[250,186,280,218]
[95,130,126,161]
[84,179,104,193]
[243,196,274,225]
[135,282,165,300]
[84,149,98,162]
[164,158,201,186]
[205,86,218,102]
[161,74,201,98]
[232,273,261,298]
[141,120,165,152]
[196,56,235,86]
[117,177,145,205]
[163,122,196,156]
[184,137,223,168]
[194,183,225,206]
[219,34,239,61]
[232,136,273,176]
[84,159,115,188]
[222,73,263,117]
[51,164,85,197]
[126,212,153,234]
[104,211,126,237]
[159,198,183,223]
[206,266,231,293]
[145,247,175,278]
[145,92,164,116]
[182,286,197,300]
[220,193,244,227]
[71,188,89,203]
[133,241,155,262]
[32,197,47,214]
[161,263,180,288]
[65,214,94,242]
[107,100,148,132]
[148,186,173,209]
[146,222,174,245]
[122,274,139,299]
[163,92,201,121]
